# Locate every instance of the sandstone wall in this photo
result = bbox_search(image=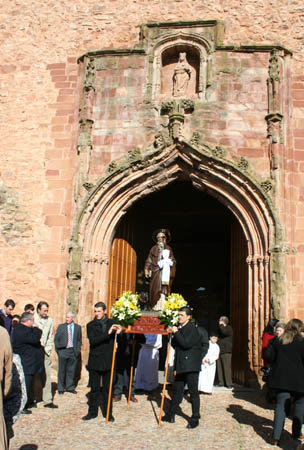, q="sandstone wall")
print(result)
[1,0,304,331]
